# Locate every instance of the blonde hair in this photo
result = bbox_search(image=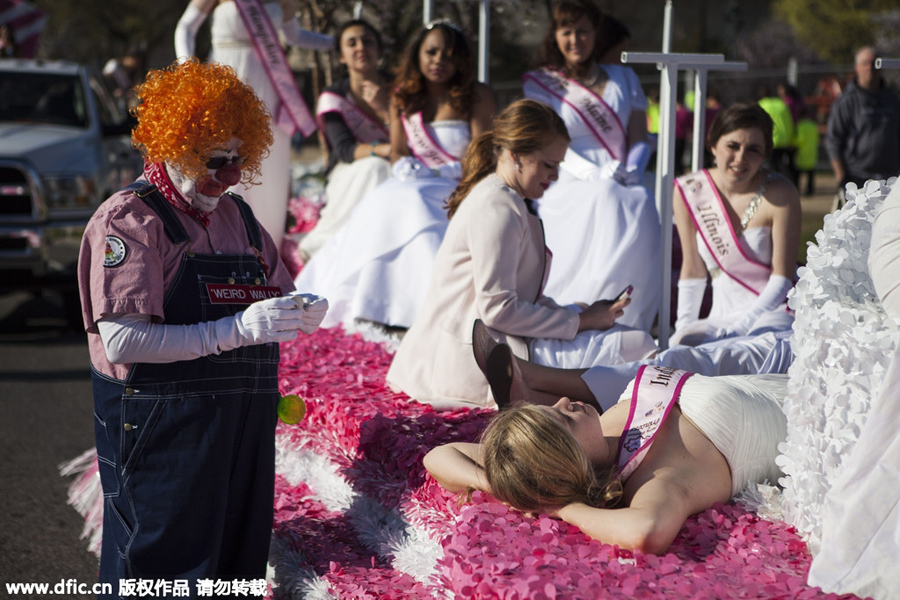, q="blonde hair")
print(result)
[481,405,622,512]
[445,99,569,218]
[131,59,273,184]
